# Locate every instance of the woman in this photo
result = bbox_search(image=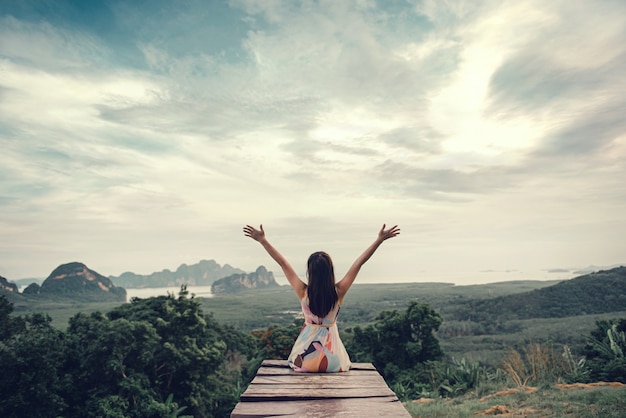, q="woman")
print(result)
[243,223,400,372]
